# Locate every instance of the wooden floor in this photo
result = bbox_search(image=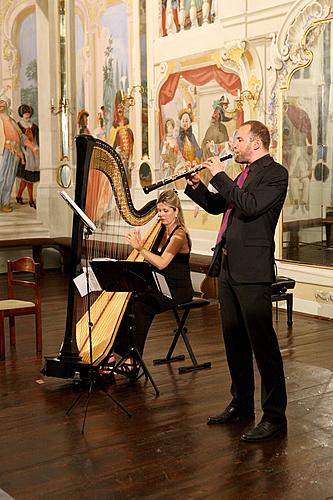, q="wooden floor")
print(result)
[0,270,333,500]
